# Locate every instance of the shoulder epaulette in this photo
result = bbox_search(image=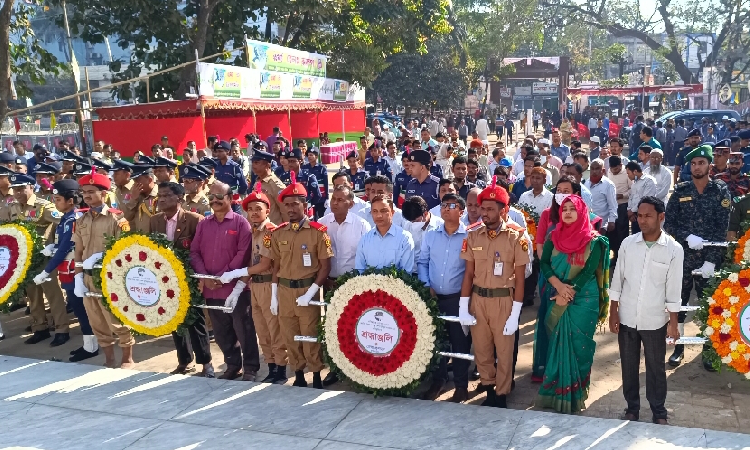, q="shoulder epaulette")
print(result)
[310,221,328,232]
[76,208,89,214]
[506,222,525,232]
[674,181,690,189]
[274,222,289,231]
[733,194,749,203]
[264,222,277,231]
[108,208,123,214]
[467,221,483,230]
